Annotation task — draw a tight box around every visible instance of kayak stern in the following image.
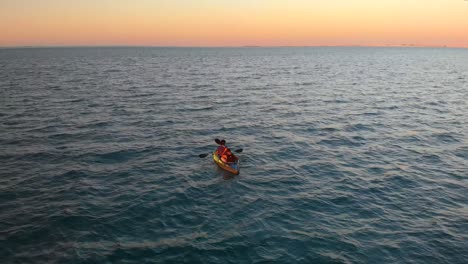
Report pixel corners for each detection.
[213,151,240,175]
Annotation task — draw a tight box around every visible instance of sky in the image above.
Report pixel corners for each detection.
[1,0,467,47]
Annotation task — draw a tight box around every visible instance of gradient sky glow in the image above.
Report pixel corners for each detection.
[1,0,467,47]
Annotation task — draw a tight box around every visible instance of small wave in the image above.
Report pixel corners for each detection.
[352,136,366,141]
[2,151,57,162]
[329,195,354,206]
[345,123,375,132]
[431,133,460,143]
[50,98,86,104]
[193,94,210,100]
[362,112,381,116]
[318,136,364,147]
[320,127,340,133]
[323,99,349,104]
[59,169,89,179]
[232,76,251,80]
[177,106,214,112]
[90,147,155,164]
[420,153,443,163]
[3,139,23,145]
[380,105,399,110]
[77,121,110,129]
[47,132,77,140]
[47,84,60,89]
[426,101,444,106]
[2,120,21,126]
[386,174,419,187]
[294,81,314,86]
[192,84,213,89]
[104,69,121,73]
[154,84,173,88]
[398,134,426,143]
[68,232,209,251]
[128,93,154,98]
[87,103,100,107]
[453,146,468,159]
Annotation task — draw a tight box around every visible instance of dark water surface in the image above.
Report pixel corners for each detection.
[1,47,467,263]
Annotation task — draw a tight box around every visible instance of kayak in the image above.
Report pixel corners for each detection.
[213,151,240,175]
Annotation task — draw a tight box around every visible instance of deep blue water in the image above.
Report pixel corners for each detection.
[0,47,467,263]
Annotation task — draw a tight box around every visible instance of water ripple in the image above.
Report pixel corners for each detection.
[1,47,468,263]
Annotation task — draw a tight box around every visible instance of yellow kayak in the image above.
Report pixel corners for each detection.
[213,151,240,175]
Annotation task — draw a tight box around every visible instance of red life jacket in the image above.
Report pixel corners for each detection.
[221,149,233,163]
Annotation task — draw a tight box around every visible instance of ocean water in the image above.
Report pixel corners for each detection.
[0,47,467,263]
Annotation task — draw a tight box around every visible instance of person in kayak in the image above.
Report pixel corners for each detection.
[221,149,234,163]
[216,140,235,163]
[216,140,227,156]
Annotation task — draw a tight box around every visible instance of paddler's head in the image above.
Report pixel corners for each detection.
[220,140,226,145]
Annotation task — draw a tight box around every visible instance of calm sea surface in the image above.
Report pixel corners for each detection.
[0,47,467,263]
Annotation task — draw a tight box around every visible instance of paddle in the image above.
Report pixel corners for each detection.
[198,149,243,158]
[215,138,227,145]
[234,148,243,153]
[199,138,222,158]
[198,138,244,158]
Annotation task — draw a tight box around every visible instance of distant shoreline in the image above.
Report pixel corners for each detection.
[1,45,467,49]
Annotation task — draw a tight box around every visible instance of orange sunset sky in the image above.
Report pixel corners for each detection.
[1,0,467,47]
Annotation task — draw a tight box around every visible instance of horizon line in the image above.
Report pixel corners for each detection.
[1,44,467,49]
